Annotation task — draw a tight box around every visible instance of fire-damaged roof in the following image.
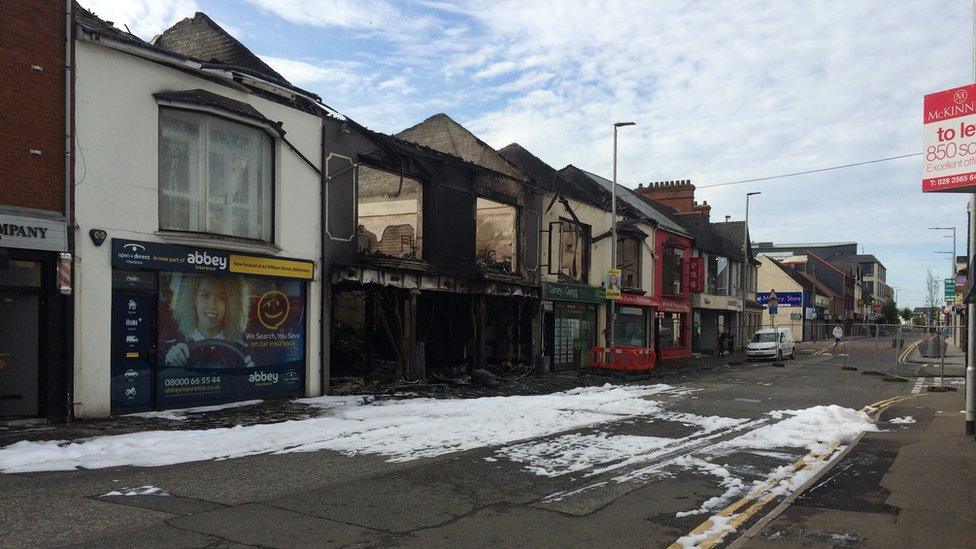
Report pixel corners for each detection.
[151,12,289,86]
[350,120,524,185]
[396,114,528,181]
[497,143,562,193]
[73,2,328,116]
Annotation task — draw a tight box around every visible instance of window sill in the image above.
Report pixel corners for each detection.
[155,231,281,254]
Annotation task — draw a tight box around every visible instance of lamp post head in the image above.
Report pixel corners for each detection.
[747,192,761,197]
[613,121,636,127]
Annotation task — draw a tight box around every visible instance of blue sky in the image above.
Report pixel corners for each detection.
[87,0,974,308]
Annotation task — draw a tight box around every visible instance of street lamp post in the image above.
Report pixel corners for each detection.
[740,192,761,352]
[609,122,635,366]
[931,227,957,315]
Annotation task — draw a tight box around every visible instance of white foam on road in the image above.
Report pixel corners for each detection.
[0,384,684,473]
[101,485,169,497]
[125,400,265,421]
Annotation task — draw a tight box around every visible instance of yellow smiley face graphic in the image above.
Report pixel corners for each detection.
[257,291,290,330]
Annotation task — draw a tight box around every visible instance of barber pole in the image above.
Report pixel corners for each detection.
[57,252,72,295]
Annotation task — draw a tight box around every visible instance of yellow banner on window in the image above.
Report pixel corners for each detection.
[229,254,315,280]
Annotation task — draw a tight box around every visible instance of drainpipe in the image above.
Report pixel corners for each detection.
[319,128,328,396]
[63,0,75,422]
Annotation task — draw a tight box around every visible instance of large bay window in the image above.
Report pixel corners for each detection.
[159,109,273,241]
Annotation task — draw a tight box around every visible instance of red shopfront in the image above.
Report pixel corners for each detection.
[654,230,692,360]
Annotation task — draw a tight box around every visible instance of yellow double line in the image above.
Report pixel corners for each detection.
[668,394,920,548]
[897,339,921,364]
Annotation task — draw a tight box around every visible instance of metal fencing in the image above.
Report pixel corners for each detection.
[821,323,963,386]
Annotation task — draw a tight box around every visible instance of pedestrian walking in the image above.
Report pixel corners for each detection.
[716,331,727,356]
[726,330,736,356]
[832,324,844,351]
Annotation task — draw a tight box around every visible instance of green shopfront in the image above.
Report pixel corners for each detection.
[543,282,604,370]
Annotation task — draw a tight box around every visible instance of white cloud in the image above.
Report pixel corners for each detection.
[259,56,361,88]
[244,0,434,37]
[377,76,418,94]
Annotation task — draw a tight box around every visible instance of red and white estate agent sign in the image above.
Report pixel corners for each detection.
[923,83,976,192]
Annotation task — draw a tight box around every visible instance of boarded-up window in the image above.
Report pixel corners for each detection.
[326,154,355,240]
[476,198,517,273]
[357,166,422,259]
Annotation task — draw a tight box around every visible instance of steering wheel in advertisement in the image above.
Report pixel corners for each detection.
[186,339,248,371]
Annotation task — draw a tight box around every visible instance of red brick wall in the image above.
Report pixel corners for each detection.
[0,1,66,213]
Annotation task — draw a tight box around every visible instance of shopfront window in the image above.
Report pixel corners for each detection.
[662,247,684,295]
[617,236,640,289]
[159,109,273,242]
[707,255,729,295]
[614,306,648,347]
[476,198,517,273]
[555,220,589,283]
[658,312,685,348]
[356,166,422,259]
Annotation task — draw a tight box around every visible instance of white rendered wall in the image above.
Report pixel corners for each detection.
[73,41,324,417]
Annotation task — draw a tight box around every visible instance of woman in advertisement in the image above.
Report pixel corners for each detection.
[163,274,256,370]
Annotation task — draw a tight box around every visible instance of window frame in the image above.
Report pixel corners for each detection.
[661,246,685,296]
[549,218,591,284]
[157,107,277,244]
[474,196,520,273]
[354,163,424,259]
[616,235,641,290]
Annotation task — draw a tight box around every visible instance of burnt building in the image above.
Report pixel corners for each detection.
[322,115,544,385]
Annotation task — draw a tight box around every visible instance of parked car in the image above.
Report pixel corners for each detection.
[745,327,795,361]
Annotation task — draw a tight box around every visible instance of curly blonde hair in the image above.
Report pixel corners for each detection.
[170,274,249,342]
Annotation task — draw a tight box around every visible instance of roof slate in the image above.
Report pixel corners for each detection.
[574,169,689,235]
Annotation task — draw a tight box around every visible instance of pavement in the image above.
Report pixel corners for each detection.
[0,344,973,548]
[743,389,976,548]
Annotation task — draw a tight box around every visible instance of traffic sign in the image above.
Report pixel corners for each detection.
[945,278,956,301]
[768,289,778,316]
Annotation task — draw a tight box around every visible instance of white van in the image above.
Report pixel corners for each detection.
[745,327,795,361]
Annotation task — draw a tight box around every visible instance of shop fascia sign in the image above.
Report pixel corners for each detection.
[0,211,68,252]
[756,291,802,307]
[922,83,976,192]
[544,282,606,303]
[111,239,314,280]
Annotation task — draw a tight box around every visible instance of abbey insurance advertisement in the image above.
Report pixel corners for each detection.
[156,272,306,406]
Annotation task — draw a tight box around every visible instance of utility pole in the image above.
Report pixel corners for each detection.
[609,121,635,367]
[967,0,976,436]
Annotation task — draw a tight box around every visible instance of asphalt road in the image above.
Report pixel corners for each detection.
[0,347,920,548]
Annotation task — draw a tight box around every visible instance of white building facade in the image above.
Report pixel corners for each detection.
[71,13,325,417]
